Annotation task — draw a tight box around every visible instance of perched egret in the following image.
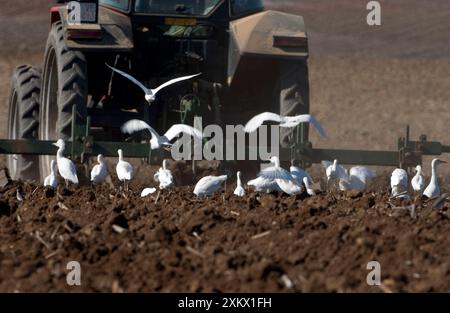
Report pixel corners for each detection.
[391,168,408,197]
[423,159,447,199]
[91,154,109,184]
[44,160,58,189]
[121,119,202,150]
[290,162,313,186]
[411,165,425,194]
[53,139,79,187]
[244,112,326,138]
[339,166,376,191]
[194,175,228,196]
[154,159,174,189]
[303,177,316,196]
[106,64,201,104]
[233,171,245,197]
[247,176,282,193]
[141,188,157,197]
[258,156,293,181]
[116,149,134,191]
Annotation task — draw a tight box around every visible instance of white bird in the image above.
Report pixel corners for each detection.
[116,149,133,191]
[121,119,203,150]
[106,64,201,104]
[154,159,174,189]
[303,177,316,196]
[339,166,376,191]
[233,171,246,197]
[44,160,58,189]
[276,178,302,195]
[423,159,447,199]
[322,160,348,182]
[411,165,425,194]
[290,163,313,186]
[90,154,109,184]
[194,175,228,196]
[244,112,326,138]
[391,168,408,197]
[53,139,79,187]
[247,176,282,193]
[141,187,157,197]
[258,156,293,181]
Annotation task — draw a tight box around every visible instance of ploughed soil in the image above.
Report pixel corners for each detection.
[0,172,448,293]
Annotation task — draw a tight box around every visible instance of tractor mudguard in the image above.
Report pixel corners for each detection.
[228,10,308,84]
[55,5,133,52]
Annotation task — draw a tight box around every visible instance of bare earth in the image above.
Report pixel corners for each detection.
[0,0,448,292]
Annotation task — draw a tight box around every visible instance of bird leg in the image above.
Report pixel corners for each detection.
[65,180,69,189]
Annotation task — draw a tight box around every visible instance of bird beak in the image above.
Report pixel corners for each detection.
[441,160,448,164]
[52,143,58,147]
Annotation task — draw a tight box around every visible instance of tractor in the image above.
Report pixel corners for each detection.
[4,0,450,183]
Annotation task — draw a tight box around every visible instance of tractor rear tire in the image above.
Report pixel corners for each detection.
[6,65,41,182]
[39,21,88,181]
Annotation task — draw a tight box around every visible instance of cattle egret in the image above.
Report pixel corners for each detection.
[107,64,200,104]
[276,178,302,195]
[44,160,58,189]
[194,175,228,196]
[258,156,293,181]
[411,165,425,194]
[91,154,109,184]
[423,159,447,199]
[391,168,408,197]
[154,159,174,189]
[116,149,133,191]
[121,119,202,150]
[339,166,376,191]
[290,162,313,186]
[53,139,79,187]
[322,160,348,182]
[247,176,282,193]
[233,171,245,197]
[303,177,316,196]
[244,112,326,138]
[141,188,157,197]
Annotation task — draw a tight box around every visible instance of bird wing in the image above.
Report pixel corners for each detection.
[90,164,101,180]
[391,169,407,187]
[244,112,285,133]
[152,73,201,95]
[164,124,203,142]
[290,166,312,184]
[350,166,376,182]
[258,166,292,181]
[106,64,149,94]
[281,114,327,138]
[321,161,333,169]
[121,119,160,138]
[116,161,134,180]
[276,179,302,195]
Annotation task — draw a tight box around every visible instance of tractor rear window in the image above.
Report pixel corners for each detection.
[231,0,264,17]
[134,0,222,16]
[99,0,130,11]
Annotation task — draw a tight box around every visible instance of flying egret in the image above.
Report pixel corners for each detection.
[154,159,174,189]
[244,112,326,138]
[44,160,58,189]
[339,166,376,191]
[121,119,203,150]
[141,188,157,197]
[116,149,134,191]
[423,159,447,199]
[233,171,246,197]
[91,154,109,185]
[106,64,201,104]
[391,168,408,197]
[53,139,79,187]
[194,175,228,196]
[411,165,425,194]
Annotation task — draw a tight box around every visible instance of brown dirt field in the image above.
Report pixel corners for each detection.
[0,0,449,292]
[0,180,448,292]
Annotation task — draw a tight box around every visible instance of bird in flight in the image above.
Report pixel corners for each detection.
[106,63,201,105]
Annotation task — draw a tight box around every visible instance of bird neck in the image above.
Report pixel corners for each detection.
[431,163,438,182]
[56,147,64,159]
[118,151,123,161]
[237,174,242,187]
[273,158,280,168]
